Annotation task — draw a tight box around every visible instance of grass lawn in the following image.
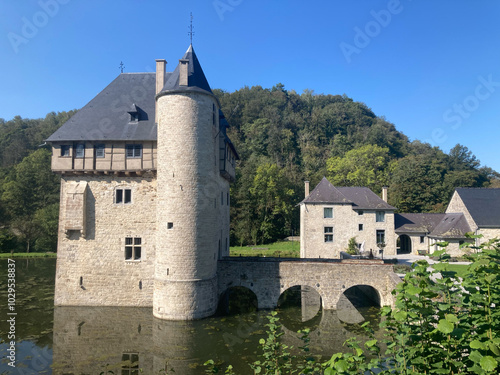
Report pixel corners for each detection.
[441,263,469,279]
[230,241,300,258]
[0,252,57,259]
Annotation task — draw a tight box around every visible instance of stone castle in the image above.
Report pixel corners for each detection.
[47,45,238,320]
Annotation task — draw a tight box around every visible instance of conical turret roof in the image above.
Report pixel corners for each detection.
[160,44,213,95]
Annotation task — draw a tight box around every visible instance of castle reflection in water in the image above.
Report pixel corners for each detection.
[51,304,380,375]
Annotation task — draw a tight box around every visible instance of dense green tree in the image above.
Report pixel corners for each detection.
[326,144,391,193]
[1,149,60,251]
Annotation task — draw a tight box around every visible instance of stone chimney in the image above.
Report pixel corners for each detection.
[155,59,166,123]
[305,181,310,198]
[155,59,167,95]
[382,186,388,202]
[179,59,189,86]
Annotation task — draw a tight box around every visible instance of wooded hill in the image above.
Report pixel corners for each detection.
[0,86,498,251]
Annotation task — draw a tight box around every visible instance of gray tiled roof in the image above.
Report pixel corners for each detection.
[160,44,213,96]
[47,45,230,144]
[429,213,472,239]
[46,73,158,142]
[337,187,396,210]
[455,188,500,227]
[395,213,446,233]
[301,178,352,204]
[301,177,395,210]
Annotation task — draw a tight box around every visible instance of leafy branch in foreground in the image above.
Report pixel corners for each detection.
[324,236,500,374]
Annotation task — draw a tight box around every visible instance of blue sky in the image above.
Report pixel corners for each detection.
[1,0,500,171]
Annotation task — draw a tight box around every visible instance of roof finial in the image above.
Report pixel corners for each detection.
[188,12,194,45]
[119,61,125,73]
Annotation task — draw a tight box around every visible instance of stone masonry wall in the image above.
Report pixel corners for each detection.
[300,203,396,259]
[154,91,228,320]
[54,173,156,306]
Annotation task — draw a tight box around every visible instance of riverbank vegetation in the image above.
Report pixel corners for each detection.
[206,239,500,374]
[1,87,499,252]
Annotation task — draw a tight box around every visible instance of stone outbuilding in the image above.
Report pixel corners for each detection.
[299,178,396,259]
[395,212,472,256]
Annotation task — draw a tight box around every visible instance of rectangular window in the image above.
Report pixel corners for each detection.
[324,207,333,218]
[324,227,333,242]
[125,237,141,261]
[376,211,385,222]
[358,210,363,215]
[122,352,139,375]
[60,145,70,157]
[95,144,105,158]
[420,235,425,244]
[75,143,85,158]
[376,230,385,245]
[126,144,142,158]
[116,188,131,204]
[359,224,363,231]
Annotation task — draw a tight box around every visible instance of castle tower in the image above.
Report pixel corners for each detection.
[153,45,236,320]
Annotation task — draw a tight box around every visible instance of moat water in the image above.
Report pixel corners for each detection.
[0,258,383,374]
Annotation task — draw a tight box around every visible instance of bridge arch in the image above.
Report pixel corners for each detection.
[334,281,389,309]
[217,286,258,315]
[278,281,324,310]
[343,284,381,307]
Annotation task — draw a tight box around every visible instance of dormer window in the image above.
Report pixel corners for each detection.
[128,103,140,123]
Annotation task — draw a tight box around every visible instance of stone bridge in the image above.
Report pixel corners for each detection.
[218,257,402,310]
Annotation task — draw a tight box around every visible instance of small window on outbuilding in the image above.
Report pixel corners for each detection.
[358,210,364,215]
[324,227,333,242]
[376,230,385,245]
[420,236,425,244]
[376,211,385,222]
[359,224,363,231]
[324,207,333,218]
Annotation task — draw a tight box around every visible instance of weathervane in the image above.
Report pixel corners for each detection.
[119,61,125,73]
[188,12,195,44]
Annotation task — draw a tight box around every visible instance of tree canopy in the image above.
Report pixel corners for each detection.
[0,87,498,250]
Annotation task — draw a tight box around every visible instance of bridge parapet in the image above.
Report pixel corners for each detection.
[217,257,401,311]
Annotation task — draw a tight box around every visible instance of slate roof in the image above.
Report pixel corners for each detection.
[395,213,445,234]
[395,212,471,239]
[46,45,231,144]
[429,213,472,239]
[455,188,500,227]
[301,177,395,210]
[337,187,396,210]
[46,73,158,142]
[160,44,213,96]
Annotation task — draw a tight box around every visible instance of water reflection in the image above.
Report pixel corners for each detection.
[0,259,384,375]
